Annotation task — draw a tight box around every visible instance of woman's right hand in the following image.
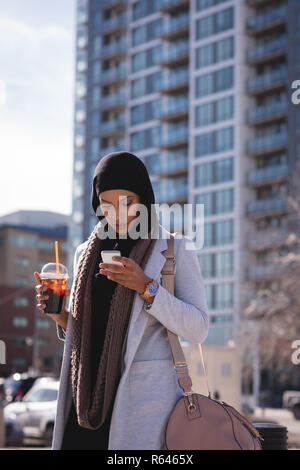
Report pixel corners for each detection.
[34,271,70,332]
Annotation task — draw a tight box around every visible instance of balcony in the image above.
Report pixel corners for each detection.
[100,93,126,111]
[247,68,287,95]
[247,0,274,6]
[247,35,287,65]
[155,184,188,204]
[100,119,125,138]
[101,39,127,60]
[160,42,189,67]
[159,69,189,94]
[159,0,190,14]
[100,66,127,85]
[102,14,126,35]
[247,262,287,281]
[247,196,287,218]
[157,98,189,122]
[247,164,288,186]
[102,0,127,12]
[247,132,287,156]
[158,155,188,178]
[247,100,287,125]
[247,4,287,36]
[247,228,292,251]
[159,126,188,150]
[161,13,189,41]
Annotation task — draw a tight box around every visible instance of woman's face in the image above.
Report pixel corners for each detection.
[99,189,141,234]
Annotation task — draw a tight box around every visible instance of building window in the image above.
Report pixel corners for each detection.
[215,219,234,245]
[215,251,234,277]
[196,0,230,12]
[132,17,163,46]
[215,283,233,309]
[195,188,234,216]
[198,251,234,279]
[195,96,234,128]
[13,317,28,328]
[15,257,30,267]
[37,318,51,329]
[195,157,234,187]
[12,234,36,247]
[196,66,234,98]
[196,36,234,69]
[12,357,27,367]
[14,297,29,307]
[196,7,234,41]
[130,126,161,151]
[15,277,29,287]
[132,45,163,73]
[205,283,234,309]
[132,0,161,21]
[195,127,234,157]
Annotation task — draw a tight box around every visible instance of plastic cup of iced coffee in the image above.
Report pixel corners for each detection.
[40,263,69,314]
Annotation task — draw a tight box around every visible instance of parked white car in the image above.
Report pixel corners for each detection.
[4,380,59,447]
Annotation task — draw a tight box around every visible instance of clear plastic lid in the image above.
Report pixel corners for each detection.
[40,263,69,280]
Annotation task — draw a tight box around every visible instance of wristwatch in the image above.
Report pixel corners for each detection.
[139,278,159,307]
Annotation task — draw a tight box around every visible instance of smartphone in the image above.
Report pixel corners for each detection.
[101,250,123,266]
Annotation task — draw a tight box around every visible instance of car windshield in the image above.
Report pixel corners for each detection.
[23,387,58,402]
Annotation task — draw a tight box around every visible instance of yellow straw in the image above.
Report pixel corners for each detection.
[55,241,60,279]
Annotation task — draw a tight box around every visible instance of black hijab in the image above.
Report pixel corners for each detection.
[89,151,157,389]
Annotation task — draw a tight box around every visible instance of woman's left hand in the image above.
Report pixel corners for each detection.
[99,256,151,294]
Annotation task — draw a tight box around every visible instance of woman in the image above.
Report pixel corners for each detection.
[34,151,209,450]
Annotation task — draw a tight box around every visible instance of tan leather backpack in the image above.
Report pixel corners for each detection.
[160,233,263,450]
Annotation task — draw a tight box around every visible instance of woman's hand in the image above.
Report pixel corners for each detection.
[34,271,70,331]
[99,256,152,295]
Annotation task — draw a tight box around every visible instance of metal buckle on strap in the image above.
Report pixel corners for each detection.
[183,391,196,411]
[174,362,188,374]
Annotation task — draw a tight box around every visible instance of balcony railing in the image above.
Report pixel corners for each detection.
[160,126,188,147]
[247,164,288,185]
[247,4,287,33]
[159,69,189,93]
[101,39,127,58]
[161,42,189,66]
[247,68,287,93]
[101,66,127,83]
[247,35,287,63]
[100,93,126,109]
[160,0,190,13]
[156,184,188,203]
[247,100,287,123]
[247,196,287,216]
[102,14,126,33]
[158,98,189,119]
[247,228,291,251]
[102,0,127,9]
[247,262,287,281]
[100,119,125,135]
[161,13,189,38]
[247,132,287,155]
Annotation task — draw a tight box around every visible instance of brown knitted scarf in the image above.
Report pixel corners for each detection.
[70,221,158,430]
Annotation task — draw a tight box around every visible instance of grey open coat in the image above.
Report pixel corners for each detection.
[52,224,209,450]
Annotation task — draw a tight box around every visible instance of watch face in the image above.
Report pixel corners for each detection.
[147,283,158,295]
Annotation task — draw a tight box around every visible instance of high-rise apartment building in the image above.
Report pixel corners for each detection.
[0,211,71,376]
[71,0,299,355]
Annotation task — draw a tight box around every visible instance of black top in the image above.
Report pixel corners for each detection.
[60,233,139,450]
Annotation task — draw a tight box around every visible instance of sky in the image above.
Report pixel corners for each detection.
[0,0,76,217]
